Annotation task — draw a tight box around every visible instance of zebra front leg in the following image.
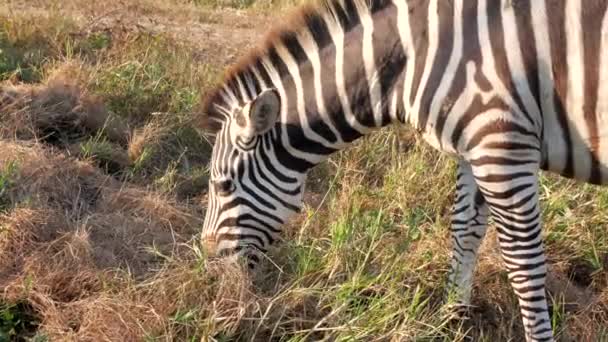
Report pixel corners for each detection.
[446,160,489,312]
[472,160,553,342]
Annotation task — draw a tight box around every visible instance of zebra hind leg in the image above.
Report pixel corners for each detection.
[446,160,489,317]
[472,160,553,342]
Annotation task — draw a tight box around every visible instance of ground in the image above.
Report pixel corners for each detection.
[0,0,607,341]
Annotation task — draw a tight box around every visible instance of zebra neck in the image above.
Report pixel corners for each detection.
[275,0,409,171]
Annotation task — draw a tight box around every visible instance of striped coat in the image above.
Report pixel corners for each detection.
[200,1,608,340]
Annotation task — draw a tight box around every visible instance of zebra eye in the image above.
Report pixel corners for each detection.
[214,179,235,196]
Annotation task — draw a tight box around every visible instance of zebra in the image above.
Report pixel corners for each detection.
[200,0,608,340]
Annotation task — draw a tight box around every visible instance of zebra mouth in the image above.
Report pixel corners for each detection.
[203,232,267,269]
[234,244,265,270]
[204,242,265,269]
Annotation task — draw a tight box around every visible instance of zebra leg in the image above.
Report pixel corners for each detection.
[471,160,553,342]
[446,160,489,311]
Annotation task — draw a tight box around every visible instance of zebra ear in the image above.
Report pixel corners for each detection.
[244,89,280,135]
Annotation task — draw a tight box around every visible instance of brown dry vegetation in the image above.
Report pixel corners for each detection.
[1,0,608,341]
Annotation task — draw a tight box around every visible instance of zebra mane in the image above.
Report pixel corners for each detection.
[200,0,385,138]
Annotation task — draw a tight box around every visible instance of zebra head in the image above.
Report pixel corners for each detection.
[200,0,401,266]
[201,86,306,267]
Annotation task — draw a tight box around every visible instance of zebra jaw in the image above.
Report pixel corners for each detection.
[208,243,265,270]
[202,232,270,269]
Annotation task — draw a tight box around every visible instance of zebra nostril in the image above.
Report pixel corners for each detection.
[239,247,262,270]
[247,253,260,264]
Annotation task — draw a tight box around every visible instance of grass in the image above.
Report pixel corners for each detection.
[0,302,40,342]
[90,35,213,122]
[0,161,18,213]
[0,0,607,341]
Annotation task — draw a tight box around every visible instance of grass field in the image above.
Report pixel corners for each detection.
[1,0,607,341]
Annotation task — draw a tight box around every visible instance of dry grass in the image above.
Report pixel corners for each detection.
[0,67,129,145]
[0,140,196,339]
[0,0,607,341]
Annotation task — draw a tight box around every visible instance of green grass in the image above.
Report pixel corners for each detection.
[0,302,39,342]
[90,34,217,123]
[1,4,217,189]
[0,13,81,82]
[0,0,607,341]
[0,160,18,213]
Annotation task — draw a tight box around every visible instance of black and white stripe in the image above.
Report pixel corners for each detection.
[201,1,608,340]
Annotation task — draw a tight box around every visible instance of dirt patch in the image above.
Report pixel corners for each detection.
[2,0,269,67]
[120,10,267,66]
[566,260,596,288]
[546,271,596,312]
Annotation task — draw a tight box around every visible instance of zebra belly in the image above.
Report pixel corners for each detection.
[537,0,608,185]
[542,119,608,185]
